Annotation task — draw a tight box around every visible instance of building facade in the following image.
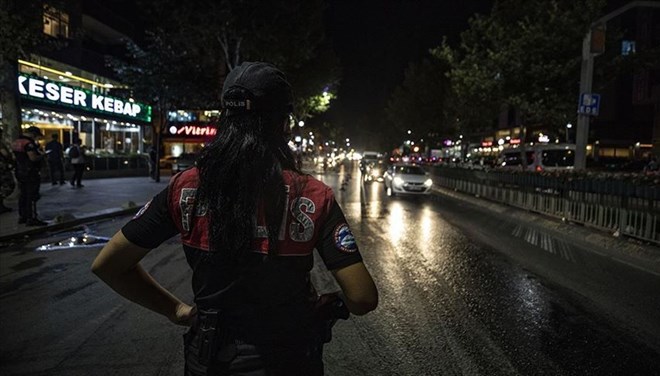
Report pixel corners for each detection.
[16,1,153,157]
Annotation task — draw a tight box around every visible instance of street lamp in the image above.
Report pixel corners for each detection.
[566,123,573,143]
[298,120,305,127]
[407,129,412,135]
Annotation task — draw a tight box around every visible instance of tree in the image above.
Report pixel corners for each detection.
[385,55,455,141]
[0,0,63,143]
[111,0,340,180]
[108,29,223,182]
[446,0,606,138]
[138,0,340,116]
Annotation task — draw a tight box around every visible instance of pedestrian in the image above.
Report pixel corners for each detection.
[11,126,47,226]
[92,62,378,375]
[68,138,85,188]
[644,155,658,174]
[45,133,65,185]
[0,126,17,214]
[148,145,158,180]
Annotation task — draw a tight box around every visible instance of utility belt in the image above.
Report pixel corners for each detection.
[186,300,350,369]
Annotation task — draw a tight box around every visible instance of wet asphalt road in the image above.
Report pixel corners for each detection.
[0,162,659,375]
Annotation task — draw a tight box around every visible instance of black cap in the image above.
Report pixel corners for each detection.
[221,62,293,113]
[25,126,43,137]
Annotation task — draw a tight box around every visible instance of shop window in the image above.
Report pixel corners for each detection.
[43,5,70,38]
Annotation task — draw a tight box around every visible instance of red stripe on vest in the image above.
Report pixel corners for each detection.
[168,169,333,255]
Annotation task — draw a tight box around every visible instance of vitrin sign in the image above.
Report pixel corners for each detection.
[18,74,152,122]
[167,124,218,137]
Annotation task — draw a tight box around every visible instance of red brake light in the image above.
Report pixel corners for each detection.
[535,165,543,172]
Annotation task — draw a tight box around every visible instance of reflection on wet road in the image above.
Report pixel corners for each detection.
[316,162,660,375]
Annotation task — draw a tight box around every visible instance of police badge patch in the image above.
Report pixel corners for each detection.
[133,199,152,219]
[334,223,357,253]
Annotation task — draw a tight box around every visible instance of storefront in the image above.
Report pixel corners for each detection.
[17,60,152,155]
[162,122,218,157]
[162,110,220,157]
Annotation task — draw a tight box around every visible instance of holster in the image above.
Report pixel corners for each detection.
[315,296,350,344]
[197,309,220,366]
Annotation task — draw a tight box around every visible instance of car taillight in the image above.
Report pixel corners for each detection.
[535,165,543,172]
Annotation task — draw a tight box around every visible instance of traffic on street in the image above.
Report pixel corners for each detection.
[1,162,658,375]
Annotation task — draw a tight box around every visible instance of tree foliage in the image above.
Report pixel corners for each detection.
[131,0,340,119]
[108,30,222,114]
[385,55,455,139]
[386,0,608,144]
[446,0,606,136]
[0,0,64,141]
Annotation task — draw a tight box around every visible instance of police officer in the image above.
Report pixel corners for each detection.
[92,62,378,375]
[11,126,47,226]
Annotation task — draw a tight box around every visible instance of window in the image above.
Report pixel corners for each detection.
[395,166,425,175]
[43,5,69,38]
[502,151,534,166]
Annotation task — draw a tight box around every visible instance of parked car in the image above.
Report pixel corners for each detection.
[159,155,177,169]
[383,164,433,197]
[171,153,199,173]
[498,144,575,172]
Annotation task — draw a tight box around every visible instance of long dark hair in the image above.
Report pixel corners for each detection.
[196,110,300,261]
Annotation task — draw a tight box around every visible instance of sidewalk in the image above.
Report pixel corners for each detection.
[0,176,170,242]
[0,162,320,243]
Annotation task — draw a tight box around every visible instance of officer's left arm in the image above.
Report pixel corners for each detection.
[91,231,194,326]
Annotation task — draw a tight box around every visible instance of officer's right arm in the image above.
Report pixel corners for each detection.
[92,187,195,326]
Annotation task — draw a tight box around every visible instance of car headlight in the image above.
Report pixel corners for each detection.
[393,177,404,186]
[424,178,433,187]
[370,169,381,177]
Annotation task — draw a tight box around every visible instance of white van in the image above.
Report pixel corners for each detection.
[498,144,575,172]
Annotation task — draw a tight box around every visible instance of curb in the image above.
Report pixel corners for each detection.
[0,206,141,244]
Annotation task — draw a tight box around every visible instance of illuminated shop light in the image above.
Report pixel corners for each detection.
[19,59,123,89]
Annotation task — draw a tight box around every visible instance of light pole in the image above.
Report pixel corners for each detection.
[574,1,660,170]
[566,123,572,143]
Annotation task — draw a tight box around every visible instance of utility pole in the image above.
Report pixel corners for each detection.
[575,1,660,170]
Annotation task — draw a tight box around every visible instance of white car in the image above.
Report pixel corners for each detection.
[383,164,433,197]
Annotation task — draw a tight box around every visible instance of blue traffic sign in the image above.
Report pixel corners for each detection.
[578,93,600,116]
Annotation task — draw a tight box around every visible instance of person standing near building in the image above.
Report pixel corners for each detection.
[148,145,158,180]
[68,138,86,188]
[0,126,16,214]
[45,133,65,185]
[11,126,47,226]
[92,62,378,375]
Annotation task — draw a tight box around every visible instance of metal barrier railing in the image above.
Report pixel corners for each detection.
[431,166,660,245]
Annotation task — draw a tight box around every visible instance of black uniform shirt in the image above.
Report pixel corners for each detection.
[11,136,41,178]
[122,168,363,345]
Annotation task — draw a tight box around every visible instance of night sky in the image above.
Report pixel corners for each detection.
[105,0,494,148]
[322,0,493,149]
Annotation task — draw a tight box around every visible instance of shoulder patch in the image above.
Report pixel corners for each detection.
[333,223,357,253]
[133,199,152,219]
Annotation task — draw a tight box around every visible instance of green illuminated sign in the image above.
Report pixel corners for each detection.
[18,73,152,123]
